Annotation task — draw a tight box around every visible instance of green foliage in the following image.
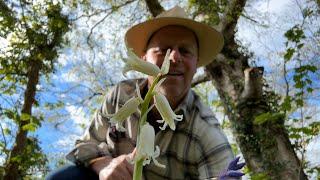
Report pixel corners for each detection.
[22,122,38,132]
[0,0,70,178]
[0,1,69,87]
[44,101,65,110]
[254,112,284,125]
[251,172,270,180]
[11,137,49,177]
[289,121,320,143]
[284,25,306,44]
[188,0,228,25]
[281,96,292,112]
[281,5,319,179]
[21,113,32,121]
[284,48,295,62]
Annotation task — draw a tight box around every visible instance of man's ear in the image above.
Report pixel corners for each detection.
[141,54,147,61]
[195,57,199,67]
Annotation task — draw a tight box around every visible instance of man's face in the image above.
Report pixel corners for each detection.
[143,26,198,107]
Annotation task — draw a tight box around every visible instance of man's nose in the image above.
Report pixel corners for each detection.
[169,48,182,63]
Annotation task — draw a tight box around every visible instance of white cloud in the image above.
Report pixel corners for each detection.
[0,37,8,48]
[57,53,69,66]
[256,0,291,13]
[54,134,81,152]
[306,136,320,167]
[0,155,5,165]
[65,105,87,125]
[60,71,79,83]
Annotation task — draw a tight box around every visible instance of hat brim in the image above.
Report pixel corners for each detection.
[125,17,224,67]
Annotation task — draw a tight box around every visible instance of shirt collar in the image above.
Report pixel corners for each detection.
[133,78,194,122]
[174,89,194,123]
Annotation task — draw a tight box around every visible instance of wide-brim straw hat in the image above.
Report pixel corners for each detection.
[125,6,224,67]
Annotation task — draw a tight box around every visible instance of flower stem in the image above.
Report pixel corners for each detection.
[133,75,161,180]
[140,75,161,126]
[133,158,144,180]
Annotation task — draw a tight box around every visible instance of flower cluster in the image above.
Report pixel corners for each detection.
[103,48,183,173]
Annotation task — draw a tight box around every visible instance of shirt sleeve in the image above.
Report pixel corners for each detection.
[197,123,234,179]
[193,101,235,180]
[66,85,119,167]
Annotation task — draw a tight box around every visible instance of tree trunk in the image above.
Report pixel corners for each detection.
[144,0,308,179]
[3,60,41,179]
[205,0,307,179]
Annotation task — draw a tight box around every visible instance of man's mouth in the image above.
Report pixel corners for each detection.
[167,72,183,76]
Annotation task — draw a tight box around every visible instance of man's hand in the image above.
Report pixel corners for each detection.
[219,157,245,180]
[90,150,135,180]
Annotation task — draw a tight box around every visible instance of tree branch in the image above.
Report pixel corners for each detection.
[86,0,136,47]
[0,121,8,148]
[217,0,246,44]
[191,73,212,87]
[144,0,164,17]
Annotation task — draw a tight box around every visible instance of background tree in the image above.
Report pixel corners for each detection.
[0,0,69,178]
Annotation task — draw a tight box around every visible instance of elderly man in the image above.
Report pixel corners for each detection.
[47,6,239,180]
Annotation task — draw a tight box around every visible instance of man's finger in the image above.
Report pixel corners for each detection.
[113,162,131,179]
[125,161,134,176]
[130,148,137,159]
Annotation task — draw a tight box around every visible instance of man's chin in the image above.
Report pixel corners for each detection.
[165,75,184,81]
[159,86,185,99]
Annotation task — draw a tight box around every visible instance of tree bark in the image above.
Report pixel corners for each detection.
[145,0,307,179]
[3,60,41,179]
[144,0,164,17]
[191,72,212,87]
[206,0,307,179]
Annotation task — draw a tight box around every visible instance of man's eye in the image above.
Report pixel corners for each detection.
[155,48,168,55]
[161,48,168,53]
[179,48,190,54]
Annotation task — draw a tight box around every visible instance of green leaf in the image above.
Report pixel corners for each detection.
[301,127,313,135]
[0,142,4,149]
[281,96,292,111]
[284,25,305,43]
[21,113,31,121]
[270,113,285,122]
[302,8,313,18]
[22,123,37,132]
[3,128,11,135]
[297,43,304,49]
[284,48,295,61]
[296,99,303,106]
[305,116,312,120]
[307,87,313,93]
[289,133,302,139]
[308,65,317,73]
[294,82,303,89]
[254,112,272,125]
[4,110,15,119]
[305,79,312,85]
[251,172,269,180]
[254,112,284,125]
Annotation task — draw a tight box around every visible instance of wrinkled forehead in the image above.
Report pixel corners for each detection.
[145,25,199,50]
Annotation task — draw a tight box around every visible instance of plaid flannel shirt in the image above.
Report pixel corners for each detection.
[66,78,234,179]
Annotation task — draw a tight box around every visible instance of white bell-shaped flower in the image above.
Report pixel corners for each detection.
[136,123,165,168]
[154,92,183,131]
[160,49,171,75]
[151,78,183,131]
[123,49,161,77]
[99,83,143,131]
